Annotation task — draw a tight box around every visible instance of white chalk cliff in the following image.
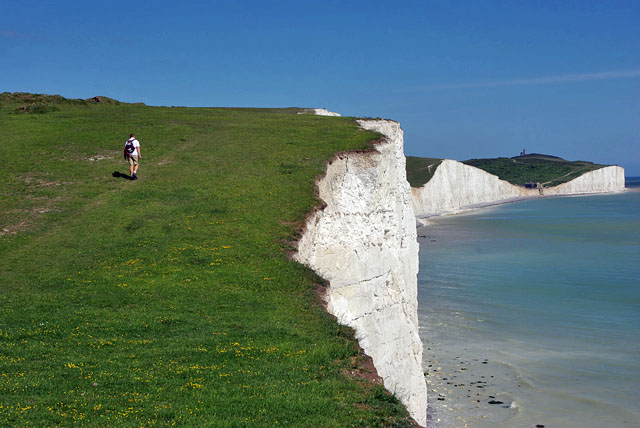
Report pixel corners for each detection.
[294,119,428,426]
[297,108,341,117]
[293,117,624,426]
[412,159,536,217]
[312,108,341,117]
[544,165,626,195]
[412,159,625,217]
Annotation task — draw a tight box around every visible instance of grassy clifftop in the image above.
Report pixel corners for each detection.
[0,93,415,427]
[405,156,443,188]
[464,154,607,187]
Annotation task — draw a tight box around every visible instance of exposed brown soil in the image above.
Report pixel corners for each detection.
[0,219,30,236]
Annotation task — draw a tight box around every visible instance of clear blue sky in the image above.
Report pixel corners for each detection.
[2,0,639,174]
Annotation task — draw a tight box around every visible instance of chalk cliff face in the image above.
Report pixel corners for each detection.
[412,160,625,217]
[297,108,341,117]
[294,119,428,426]
[545,165,625,195]
[311,108,341,117]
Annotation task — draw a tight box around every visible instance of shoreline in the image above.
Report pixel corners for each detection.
[418,225,527,428]
[415,189,628,227]
[416,186,638,428]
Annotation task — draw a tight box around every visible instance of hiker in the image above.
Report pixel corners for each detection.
[123,133,141,180]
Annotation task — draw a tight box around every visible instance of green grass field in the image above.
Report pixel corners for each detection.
[463,154,606,187]
[405,157,443,188]
[0,93,415,427]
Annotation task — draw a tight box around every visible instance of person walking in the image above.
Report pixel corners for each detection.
[123,133,141,180]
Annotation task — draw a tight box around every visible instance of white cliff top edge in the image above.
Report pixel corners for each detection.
[297,108,341,117]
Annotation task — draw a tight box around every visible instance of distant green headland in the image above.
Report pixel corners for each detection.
[407,153,607,188]
[0,93,415,426]
[405,157,443,188]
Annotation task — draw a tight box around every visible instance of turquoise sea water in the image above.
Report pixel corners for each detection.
[418,180,640,428]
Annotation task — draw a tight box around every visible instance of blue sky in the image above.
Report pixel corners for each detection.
[2,0,639,174]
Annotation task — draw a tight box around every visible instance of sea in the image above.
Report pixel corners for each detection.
[418,178,640,428]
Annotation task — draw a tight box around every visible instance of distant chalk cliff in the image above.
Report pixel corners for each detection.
[411,159,536,217]
[297,108,341,117]
[544,165,625,195]
[412,159,625,217]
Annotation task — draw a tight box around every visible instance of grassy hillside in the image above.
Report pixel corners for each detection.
[463,154,607,187]
[405,156,442,188]
[406,152,607,188]
[0,93,415,427]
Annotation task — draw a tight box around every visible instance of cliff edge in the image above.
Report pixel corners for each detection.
[294,119,428,426]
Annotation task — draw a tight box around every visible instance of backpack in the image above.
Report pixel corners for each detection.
[124,138,136,154]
